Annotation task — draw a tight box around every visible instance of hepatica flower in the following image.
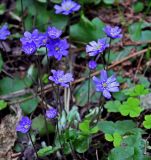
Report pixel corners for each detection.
[86,38,109,56]
[46,39,69,60]
[20,29,43,48]
[49,69,74,87]
[22,42,36,55]
[47,26,62,39]
[88,60,97,70]
[16,116,31,133]
[0,24,10,40]
[46,108,58,119]
[54,0,81,15]
[103,25,122,39]
[93,70,119,99]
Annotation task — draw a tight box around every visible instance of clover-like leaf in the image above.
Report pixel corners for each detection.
[113,132,122,147]
[143,115,151,129]
[0,100,7,110]
[104,100,121,113]
[119,98,143,117]
[123,84,149,97]
[105,132,122,147]
[105,134,114,142]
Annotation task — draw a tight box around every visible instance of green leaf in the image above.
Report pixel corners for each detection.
[74,136,90,153]
[119,97,143,117]
[79,120,90,134]
[36,0,47,3]
[138,75,150,88]
[67,106,80,123]
[143,115,151,129]
[123,84,149,97]
[113,132,122,147]
[70,16,105,43]
[97,120,137,135]
[78,0,101,5]
[20,97,39,114]
[74,80,101,106]
[0,53,3,72]
[104,100,121,113]
[129,21,151,42]
[0,65,37,95]
[0,3,6,15]
[0,100,7,110]
[0,77,28,95]
[37,146,59,157]
[108,146,134,160]
[32,115,54,136]
[103,0,114,4]
[133,2,144,13]
[42,73,49,84]
[105,134,113,142]
[47,11,68,30]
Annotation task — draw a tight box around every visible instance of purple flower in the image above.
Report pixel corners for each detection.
[22,42,36,55]
[16,116,31,133]
[47,26,62,39]
[46,108,58,119]
[0,24,10,40]
[38,33,48,46]
[88,60,97,70]
[49,69,74,87]
[103,25,122,39]
[93,70,119,99]
[54,0,81,15]
[86,38,109,56]
[20,29,43,48]
[46,39,69,61]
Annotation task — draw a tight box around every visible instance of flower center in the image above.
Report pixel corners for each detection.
[55,47,60,51]
[58,78,64,82]
[102,82,107,88]
[24,125,29,129]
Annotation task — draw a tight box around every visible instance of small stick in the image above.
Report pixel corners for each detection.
[27,132,39,159]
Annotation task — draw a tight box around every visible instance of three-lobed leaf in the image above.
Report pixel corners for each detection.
[104,100,121,113]
[143,115,151,129]
[119,97,143,117]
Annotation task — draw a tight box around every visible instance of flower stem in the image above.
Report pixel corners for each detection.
[57,86,63,113]
[87,70,91,107]
[36,55,50,145]
[27,132,39,159]
[107,38,111,70]
[20,0,25,31]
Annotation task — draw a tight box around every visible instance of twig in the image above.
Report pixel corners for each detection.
[96,149,99,160]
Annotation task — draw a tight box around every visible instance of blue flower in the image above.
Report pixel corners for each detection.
[46,39,69,61]
[54,0,81,15]
[0,24,10,40]
[47,26,62,39]
[88,60,97,70]
[46,108,58,119]
[22,42,36,55]
[86,38,109,56]
[16,116,31,133]
[103,25,122,39]
[49,69,74,87]
[93,70,119,99]
[20,29,44,48]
